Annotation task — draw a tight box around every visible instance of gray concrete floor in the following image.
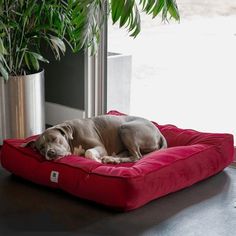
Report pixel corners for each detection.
[0,162,236,236]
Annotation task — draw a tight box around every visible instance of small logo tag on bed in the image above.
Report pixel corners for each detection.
[50,171,59,183]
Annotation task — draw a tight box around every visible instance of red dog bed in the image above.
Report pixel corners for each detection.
[0,111,234,211]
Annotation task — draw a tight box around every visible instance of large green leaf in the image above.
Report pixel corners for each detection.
[129,4,141,37]
[28,52,49,63]
[49,35,66,59]
[144,0,156,14]
[110,0,180,39]
[28,52,40,71]
[0,61,9,81]
[111,0,125,23]
[0,38,8,55]
[0,53,10,71]
[120,0,135,27]
[152,0,165,18]
[24,53,31,70]
[166,0,180,20]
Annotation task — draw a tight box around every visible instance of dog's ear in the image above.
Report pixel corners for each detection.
[54,123,73,140]
[21,140,36,148]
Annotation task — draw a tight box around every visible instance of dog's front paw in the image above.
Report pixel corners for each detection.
[101,156,121,164]
[85,149,101,163]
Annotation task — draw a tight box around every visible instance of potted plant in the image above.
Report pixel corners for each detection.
[0,0,179,144]
[0,0,83,144]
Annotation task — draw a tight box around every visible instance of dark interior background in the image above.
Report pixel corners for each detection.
[43,46,85,111]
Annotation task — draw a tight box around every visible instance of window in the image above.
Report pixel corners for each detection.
[108,0,236,144]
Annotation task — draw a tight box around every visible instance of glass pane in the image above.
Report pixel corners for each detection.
[108,1,236,143]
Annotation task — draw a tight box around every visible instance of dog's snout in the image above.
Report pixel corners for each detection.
[47,149,56,157]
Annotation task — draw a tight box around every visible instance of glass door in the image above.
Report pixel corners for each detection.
[107,0,236,144]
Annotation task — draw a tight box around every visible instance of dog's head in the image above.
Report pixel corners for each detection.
[24,123,73,160]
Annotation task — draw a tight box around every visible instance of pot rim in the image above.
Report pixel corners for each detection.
[0,69,44,80]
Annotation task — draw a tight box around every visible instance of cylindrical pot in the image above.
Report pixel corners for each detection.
[0,70,45,144]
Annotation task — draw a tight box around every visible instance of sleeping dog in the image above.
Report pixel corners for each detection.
[25,115,167,164]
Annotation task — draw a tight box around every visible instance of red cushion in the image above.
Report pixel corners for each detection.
[0,111,234,211]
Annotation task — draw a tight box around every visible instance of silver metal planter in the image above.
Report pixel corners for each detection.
[0,70,45,144]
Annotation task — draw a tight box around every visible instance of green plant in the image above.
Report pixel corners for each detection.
[0,0,179,81]
[110,0,179,36]
[0,0,78,80]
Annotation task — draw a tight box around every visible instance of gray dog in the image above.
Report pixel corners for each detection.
[25,115,167,164]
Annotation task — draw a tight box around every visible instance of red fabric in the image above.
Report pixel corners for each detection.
[0,111,234,211]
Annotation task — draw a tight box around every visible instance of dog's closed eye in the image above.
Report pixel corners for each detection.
[50,136,58,142]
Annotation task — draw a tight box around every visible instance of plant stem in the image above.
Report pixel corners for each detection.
[4,1,13,73]
[16,15,27,73]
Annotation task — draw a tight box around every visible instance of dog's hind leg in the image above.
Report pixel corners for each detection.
[118,123,144,162]
[117,120,163,163]
[101,140,142,164]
